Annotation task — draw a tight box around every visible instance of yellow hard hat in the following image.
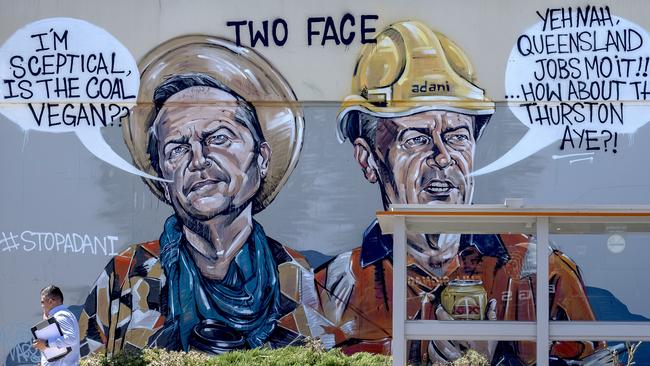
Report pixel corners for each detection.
[338,20,494,141]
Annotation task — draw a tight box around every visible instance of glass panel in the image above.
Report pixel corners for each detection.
[551,340,649,365]
[406,231,536,323]
[408,339,649,365]
[408,338,536,366]
[549,231,650,322]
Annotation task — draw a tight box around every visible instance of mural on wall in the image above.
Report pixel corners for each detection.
[314,20,601,366]
[3,4,650,366]
[74,35,342,355]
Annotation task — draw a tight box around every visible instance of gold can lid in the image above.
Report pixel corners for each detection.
[448,279,483,287]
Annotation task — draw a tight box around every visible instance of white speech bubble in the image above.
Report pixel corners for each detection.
[0,17,167,182]
[474,6,650,176]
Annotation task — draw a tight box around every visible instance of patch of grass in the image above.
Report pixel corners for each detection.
[81,340,488,366]
[81,347,391,366]
[447,349,490,366]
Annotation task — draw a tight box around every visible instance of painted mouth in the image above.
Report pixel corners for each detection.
[188,179,220,193]
[422,180,457,195]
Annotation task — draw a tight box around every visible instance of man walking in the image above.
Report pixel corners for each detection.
[33,286,80,366]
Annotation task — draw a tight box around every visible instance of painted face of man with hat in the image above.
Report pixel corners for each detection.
[338,21,493,274]
[149,78,271,280]
[155,87,270,221]
[355,111,475,207]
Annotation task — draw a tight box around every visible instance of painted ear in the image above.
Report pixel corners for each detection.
[257,142,271,178]
[353,138,378,184]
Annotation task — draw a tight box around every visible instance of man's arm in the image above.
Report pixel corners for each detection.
[315,249,396,354]
[549,250,604,359]
[316,251,356,328]
[47,312,79,349]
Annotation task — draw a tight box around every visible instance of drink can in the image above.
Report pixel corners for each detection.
[440,279,487,320]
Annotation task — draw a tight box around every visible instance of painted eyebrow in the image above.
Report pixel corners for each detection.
[201,125,237,140]
[396,125,472,142]
[161,125,239,154]
[397,127,430,141]
[442,126,472,135]
[163,135,189,149]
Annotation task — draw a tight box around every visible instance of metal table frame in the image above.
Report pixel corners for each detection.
[377,204,650,366]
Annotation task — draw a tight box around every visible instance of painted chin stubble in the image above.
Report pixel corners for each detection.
[407,233,461,268]
[174,152,259,220]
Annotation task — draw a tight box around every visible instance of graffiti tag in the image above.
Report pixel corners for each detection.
[5,342,40,366]
[0,230,119,256]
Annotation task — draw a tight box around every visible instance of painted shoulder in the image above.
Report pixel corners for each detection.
[109,240,162,284]
[79,239,165,356]
[267,237,314,303]
[316,247,362,325]
[498,233,582,280]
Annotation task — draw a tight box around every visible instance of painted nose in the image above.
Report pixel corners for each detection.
[426,136,454,168]
[189,143,211,171]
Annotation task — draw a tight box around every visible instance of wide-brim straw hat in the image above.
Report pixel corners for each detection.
[124,35,304,213]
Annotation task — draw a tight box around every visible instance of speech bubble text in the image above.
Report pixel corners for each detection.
[0,18,166,181]
[474,6,650,176]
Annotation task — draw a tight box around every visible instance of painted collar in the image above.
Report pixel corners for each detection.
[359,220,510,268]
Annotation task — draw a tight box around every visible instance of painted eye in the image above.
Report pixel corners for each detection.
[446,134,470,144]
[404,135,431,148]
[168,145,189,159]
[207,134,230,146]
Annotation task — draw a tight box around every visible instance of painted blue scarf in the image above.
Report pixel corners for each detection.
[158,215,281,350]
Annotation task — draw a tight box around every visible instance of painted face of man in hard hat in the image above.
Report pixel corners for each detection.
[345,109,498,363]
[335,18,494,276]
[352,110,476,273]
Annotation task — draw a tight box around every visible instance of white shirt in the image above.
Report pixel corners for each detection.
[42,304,81,366]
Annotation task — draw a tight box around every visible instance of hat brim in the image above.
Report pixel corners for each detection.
[124,35,304,213]
[337,97,494,142]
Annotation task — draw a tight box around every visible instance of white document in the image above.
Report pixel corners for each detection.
[31,318,71,362]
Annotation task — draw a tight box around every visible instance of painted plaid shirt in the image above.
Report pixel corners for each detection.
[77,224,333,356]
